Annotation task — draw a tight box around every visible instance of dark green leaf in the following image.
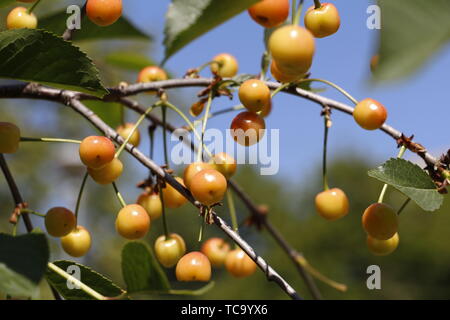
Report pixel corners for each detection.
[105,52,156,71]
[84,100,122,128]
[374,0,450,82]
[0,29,107,97]
[121,242,170,293]
[163,0,260,62]
[45,260,124,300]
[231,74,256,84]
[368,158,444,211]
[130,281,215,299]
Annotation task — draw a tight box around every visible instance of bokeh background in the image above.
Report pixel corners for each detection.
[1,0,449,299]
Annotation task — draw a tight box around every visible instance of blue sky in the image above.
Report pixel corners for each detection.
[123,0,449,184]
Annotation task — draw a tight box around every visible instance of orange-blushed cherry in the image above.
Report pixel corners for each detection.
[362,203,398,240]
[304,3,340,38]
[116,123,140,147]
[45,207,77,237]
[210,53,238,78]
[201,238,231,267]
[162,177,188,209]
[315,188,349,221]
[86,0,122,27]
[367,233,399,256]
[175,251,212,282]
[190,169,227,206]
[183,162,213,190]
[154,233,186,268]
[209,152,237,179]
[87,158,123,185]
[6,7,37,30]
[230,111,266,146]
[270,60,303,83]
[238,79,271,113]
[353,98,387,130]
[248,0,289,28]
[137,192,162,220]
[225,248,257,278]
[60,226,92,257]
[115,204,150,240]
[0,122,20,154]
[79,136,115,169]
[268,25,315,75]
[259,99,272,118]
[138,66,168,83]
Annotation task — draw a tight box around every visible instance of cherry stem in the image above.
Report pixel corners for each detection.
[20,137,81,144]
[397,197,411,215]
[193,104,244,127]
[12,216,20,236]
[259,51,270,81]
[28,0,42,14]
[297,78,359,105]
[378,145,407,203]
[197,91,213,162]
[75,171,89,223]
[314,0,322,9]
[148,125,156,180]
[322,111,330,191]
[293,0,305,25]
[159,188,170,239]
[196,60,220,75]
[161,104,170,168]
[198,216,205,242]
[112,182,127,208]
[20,208,46,218]
[226,190,239,250]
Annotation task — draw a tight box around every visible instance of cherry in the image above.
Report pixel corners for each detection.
[209,152,237,179]
[183,162,213,190]
[353,98,387,130]
[60,226,91,257]
[268,25,315,75]
[6,7,37,30]
[370,54,379,73]
[115,204,150,240]
[304,3,340,38]
[116,123,141,147]
[87,158,123,185]
[225,248,257,278]
[210,53,238,78]
[248,0,289,29]
[79,136,115,169]
[137,66,168,83]
[238,79,271,113]
[362,203,398,240]
[175,251,212,282]
[259,99,272,118]
[137,192,162,220]
[154,233,186,268]
[367,233,399,256]
[0,122,20,154]
[45,207,77,237]
[270,60,303,83]
[230,111,266,146]
[162,177,188,209]
[189,169,227,206]
[315,188,349,221]
[86,0,122,27]
[201,238,231,267]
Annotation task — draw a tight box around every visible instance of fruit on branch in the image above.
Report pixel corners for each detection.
[154,233,186,268]
[137,192,162,220]
[230,111,266,146]
[201,237,231,267]
[175,251,212,282]
[6,7,37,30]
[183,162,213,190]
[115,204,150,240]
[60,226,92,257]
[79,136,115,169]
[86,0,122,27]
[137,66,169,95]
[87,158,123,185]
[44,207,77,237]
[248,0,289,28]
[162,177,188,209]
[353,98,387,130]
[238,79,271,113]
[209,153,237,179]
[268,25,315,75]
[315,188,349,221]
[304,3,340,38]
[0,122,20,154]
[367,233,399,256]
[259,99,272,118]
[225,248,257,278]
[116,123,141,147]
[210,53,239,78]
[362,203,398,240]
[270,61,303,83]
[190,169,227,206]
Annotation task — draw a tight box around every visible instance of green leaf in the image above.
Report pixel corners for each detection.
[368,158,444,211]
[84,100,122,128]
[374,0,450,82]
[45,260,124,300]
[0,233,49,297]
[130,281,215,299]
[121,242,170,293]
[39,11,151,42]
[105,52,156,71]
[0,0,15,8]
[0,29,107,97]
[163,0,260,62]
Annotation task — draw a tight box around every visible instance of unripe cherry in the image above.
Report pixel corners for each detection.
[79,136,115,169]
[209,152,237,179]
[210,53,238,78]
[137,192,162,220]
[362,203,398,240]
[175,251,212,282]
[60,226,91,257]
[115,204,150,240]
[116,123,141,147]
[45,207,76,237]
[238,79,271,113]
[315,188,349,221]
[225,248,257,278]
[353,98,387,130]
[87,158,123,185]
[304,3,340,38]
[154,233,186,268]
[6,7,37,30]
[367,233,399,256]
